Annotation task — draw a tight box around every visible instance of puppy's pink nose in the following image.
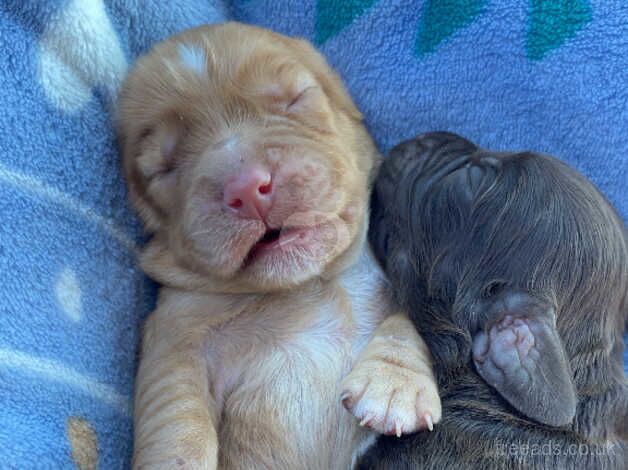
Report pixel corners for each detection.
[224,167,273,220]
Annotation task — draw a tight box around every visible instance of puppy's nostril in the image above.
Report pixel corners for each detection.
[258,182,272,195]
[223,166,273,219]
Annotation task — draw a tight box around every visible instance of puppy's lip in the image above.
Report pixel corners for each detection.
[242,225,320,267]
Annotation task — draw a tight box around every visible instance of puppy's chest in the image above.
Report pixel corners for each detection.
[208,292,377,412]
[206,264,386,468]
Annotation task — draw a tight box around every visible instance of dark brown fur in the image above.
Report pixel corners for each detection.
[360,132,628,469]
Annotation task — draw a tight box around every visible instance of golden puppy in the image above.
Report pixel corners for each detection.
[117,22,440,469]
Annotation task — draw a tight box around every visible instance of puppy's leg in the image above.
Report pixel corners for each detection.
[133,315,218,470]
[341,313,441,436]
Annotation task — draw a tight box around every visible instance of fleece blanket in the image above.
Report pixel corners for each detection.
[0,0,625,468]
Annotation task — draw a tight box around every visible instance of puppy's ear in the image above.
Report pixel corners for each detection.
[472,290,576,427]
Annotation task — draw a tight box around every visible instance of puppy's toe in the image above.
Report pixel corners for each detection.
[341,359,441,436]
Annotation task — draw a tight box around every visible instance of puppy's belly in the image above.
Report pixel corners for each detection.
[210,302,379,469]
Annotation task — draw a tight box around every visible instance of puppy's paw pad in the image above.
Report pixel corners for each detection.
[341,359,441,436]
[473,315,540,386]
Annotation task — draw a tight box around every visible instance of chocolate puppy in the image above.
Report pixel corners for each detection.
[360,132,628,468]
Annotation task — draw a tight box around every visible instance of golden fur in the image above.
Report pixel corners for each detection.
[117,22,441,469]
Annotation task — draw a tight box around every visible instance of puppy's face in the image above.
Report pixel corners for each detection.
[118,23,379,291]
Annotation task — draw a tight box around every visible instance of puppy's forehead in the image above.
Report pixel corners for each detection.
[176,31,303,74]
[177,43,207,76]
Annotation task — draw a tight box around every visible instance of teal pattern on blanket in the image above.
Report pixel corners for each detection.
[527,0,592,59]
[416,0,486,55]
[315,0,379,44]
[312,0,593,59]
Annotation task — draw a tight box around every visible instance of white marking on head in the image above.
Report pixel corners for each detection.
[178,43,207,76]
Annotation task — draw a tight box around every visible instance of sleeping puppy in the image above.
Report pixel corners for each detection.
[117,23,441,469]
[361,132,628,469]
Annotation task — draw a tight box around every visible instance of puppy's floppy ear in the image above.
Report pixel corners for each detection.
[472,290,576,427]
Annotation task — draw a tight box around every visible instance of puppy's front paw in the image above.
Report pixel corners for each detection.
[341,340,441,436]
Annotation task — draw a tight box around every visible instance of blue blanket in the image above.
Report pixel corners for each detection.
[0,1,626,468]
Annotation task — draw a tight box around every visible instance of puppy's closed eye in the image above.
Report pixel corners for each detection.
[136,117,183,181]
[283,83,332,131]
[259,70,327,118]
[481,281,507,299]
[132,117,185,220]
[286,85,320,111]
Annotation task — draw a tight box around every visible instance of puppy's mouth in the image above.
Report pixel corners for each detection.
[257,228,282,245]
[243,226,314,266]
